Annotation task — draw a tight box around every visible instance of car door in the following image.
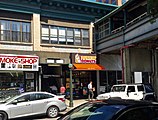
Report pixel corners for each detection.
[9,94,33,118]
[127,86,139,100]
[31,93,55,114]
[136,85,144,99]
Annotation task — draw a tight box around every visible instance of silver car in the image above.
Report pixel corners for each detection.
[0,91,67,120]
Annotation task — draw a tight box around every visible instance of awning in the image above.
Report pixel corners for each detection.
[73,64,105,70]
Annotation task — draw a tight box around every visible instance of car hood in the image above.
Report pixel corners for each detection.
[0,104,6,109]
[97,92,123,100]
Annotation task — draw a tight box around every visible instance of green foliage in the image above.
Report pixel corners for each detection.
[147,0,158,16]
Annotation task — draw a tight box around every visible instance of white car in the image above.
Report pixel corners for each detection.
[97,84,156,101]
[0,91,67,120]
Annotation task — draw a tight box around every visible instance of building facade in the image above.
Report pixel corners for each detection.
[96,0,128,6]
[94,0,158,98]
[0,0,117,99]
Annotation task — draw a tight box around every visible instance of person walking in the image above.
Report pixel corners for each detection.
[88,81,94,101]
[60,84,66,95]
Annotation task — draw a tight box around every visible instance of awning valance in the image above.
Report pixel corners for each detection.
[73,64,105,70]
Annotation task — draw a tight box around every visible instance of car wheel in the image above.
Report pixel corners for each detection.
[0,112,8,120]
[47,106,59,118]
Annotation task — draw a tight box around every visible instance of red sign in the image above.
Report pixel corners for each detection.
[0,54,39,71]
[74,54,96,64]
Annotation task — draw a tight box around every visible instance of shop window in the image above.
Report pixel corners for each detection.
[99,71,107,86]
[117,71,122,84]
[108,71,116,87]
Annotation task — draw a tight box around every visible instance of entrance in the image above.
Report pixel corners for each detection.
[65,70,97,99]
[41,64,62,94]
[24,72,37,92]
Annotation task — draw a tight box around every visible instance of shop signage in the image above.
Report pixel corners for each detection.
[73,54,96,64]
[0,54,39,71]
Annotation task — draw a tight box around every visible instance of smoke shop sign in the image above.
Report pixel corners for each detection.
[74,54,96,64]
[0,54,39,71]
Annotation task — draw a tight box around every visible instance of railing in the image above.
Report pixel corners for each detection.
[97,12,148,40]
[111,12,148,34]
[126,12,148,27]
[111,26,124,34]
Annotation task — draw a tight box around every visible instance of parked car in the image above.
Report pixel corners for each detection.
[58,98,158,120]
[97,83,156,101]
[0,91,67,120]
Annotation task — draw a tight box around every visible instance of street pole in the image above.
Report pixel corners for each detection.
[69,65,73,107]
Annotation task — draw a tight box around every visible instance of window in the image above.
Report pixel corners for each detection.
[59,27,66,44]
[111,0,117,5]
[111,86,126,92]
[69,103,126,120]
[67,28,74,45]
[127,86,135,92]
[41,25,49,43]
[82,29,89,46]
[15,95,30,103]
[137,85,144,92]
[22,23,31,42]
[41,25,89,46]
[50,26,58,44]
[12,21,21,42]
[1,20,10,41]
[117,107,155,120]
[74,29,81,46]
[34,93,53,100]
[0,20,31,42]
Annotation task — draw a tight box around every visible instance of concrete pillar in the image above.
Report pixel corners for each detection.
[123,48,131,83]
[32,13,41,51]
[153,50,158,100]
[96,71,100,95]
[89,22,94,53]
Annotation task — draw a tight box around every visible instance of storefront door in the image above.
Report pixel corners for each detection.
[24,72,36,92]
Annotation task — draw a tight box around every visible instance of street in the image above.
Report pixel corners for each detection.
[12,113,63,120]
[12,99,87,120]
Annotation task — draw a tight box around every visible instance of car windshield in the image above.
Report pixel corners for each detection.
[0,95,19,103]
[111,86,126,92]
[144,84,154,93]
[66,103,126,120]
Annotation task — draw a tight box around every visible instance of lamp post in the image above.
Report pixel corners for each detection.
[68,63,73,107]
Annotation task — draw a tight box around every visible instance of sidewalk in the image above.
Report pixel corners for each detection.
[61,99,88,113]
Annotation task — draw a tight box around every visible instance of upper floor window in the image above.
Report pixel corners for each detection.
[41,25,90,46]
[82,29,89,46]
[0,20,31,43]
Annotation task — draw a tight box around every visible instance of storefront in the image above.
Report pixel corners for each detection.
[0,54,39,100]
[65,53,104,99]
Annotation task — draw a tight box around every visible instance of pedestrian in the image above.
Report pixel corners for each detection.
[88,81,94,101]
[50,85,58,95]
[60,84,66,95]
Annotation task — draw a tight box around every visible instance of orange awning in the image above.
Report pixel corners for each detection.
[73,64,105,70]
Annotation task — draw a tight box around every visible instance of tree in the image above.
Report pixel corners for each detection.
[147,0,158,16]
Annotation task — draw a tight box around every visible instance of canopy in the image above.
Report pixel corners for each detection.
[73,64,105,70]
